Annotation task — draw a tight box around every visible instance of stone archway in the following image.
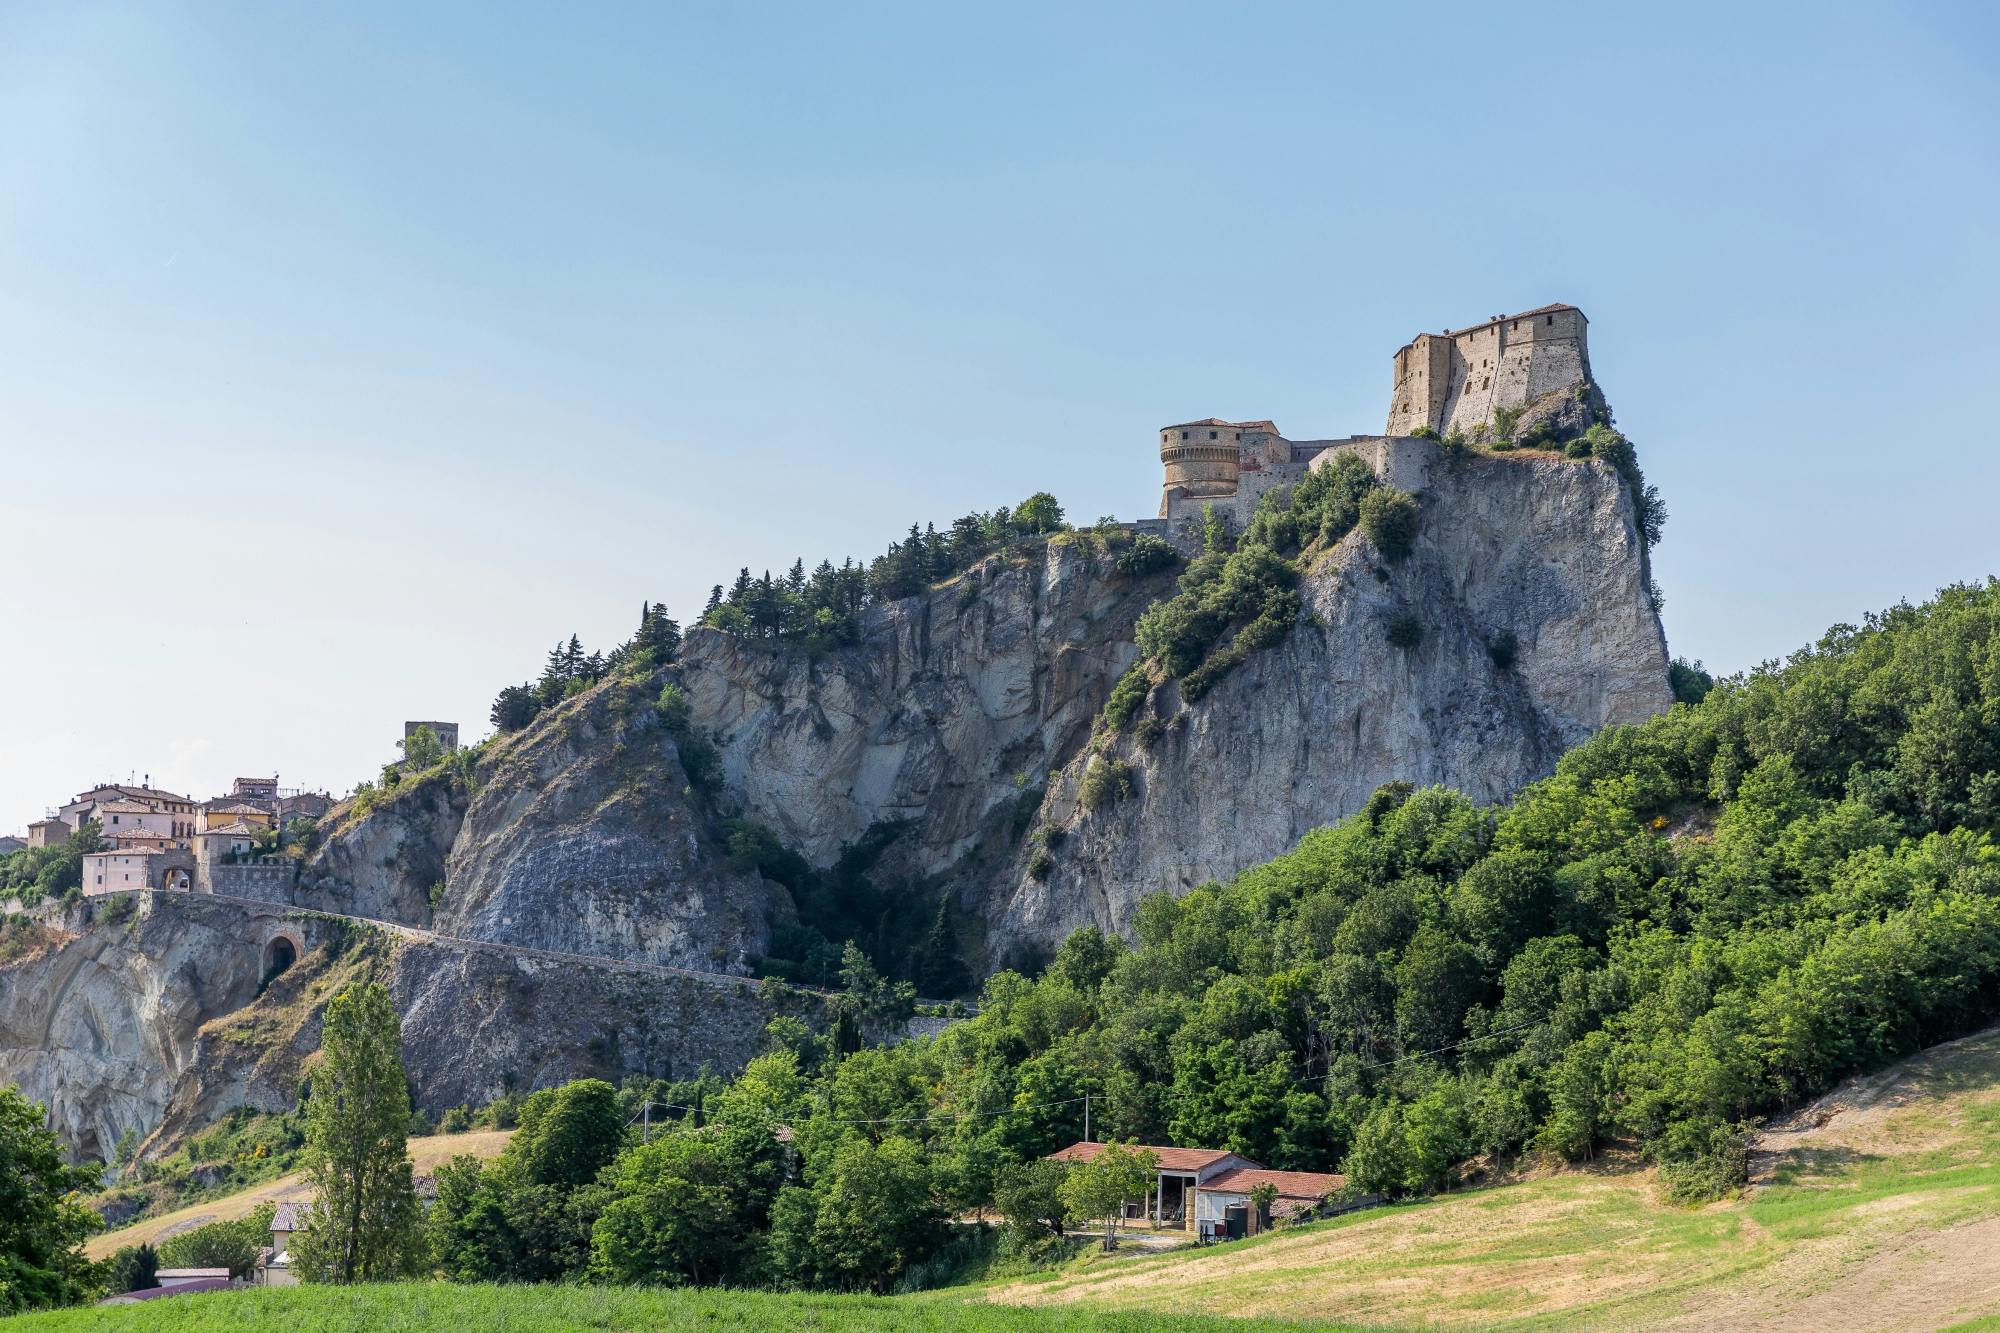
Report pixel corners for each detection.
[162,867,191,891]
[260,926,305,982]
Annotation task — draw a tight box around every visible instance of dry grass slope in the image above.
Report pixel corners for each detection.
[84,1129,513,1260]
[983,1025,2000,1331]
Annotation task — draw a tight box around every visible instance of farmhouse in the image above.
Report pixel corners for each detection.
[1046,1140,1342,1241]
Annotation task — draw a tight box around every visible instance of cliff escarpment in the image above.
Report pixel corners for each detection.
[3,438,1669,1160]
[681,438,1668,956]
[1002,441,1670,942]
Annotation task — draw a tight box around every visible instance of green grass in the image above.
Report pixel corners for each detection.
[13,1283,1349,1331]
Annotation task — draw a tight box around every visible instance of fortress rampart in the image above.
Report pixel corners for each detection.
[1155,303,1594,540]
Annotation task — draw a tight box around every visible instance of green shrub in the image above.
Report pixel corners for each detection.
[1669,656,1714,706]
[1027,847,1054,881]
[1360,488,1419,561]
[101,1243,158,1295]
[158,1204,273,1279]
[1658,1121,1751,1203]
[676,736,723,797]
[1101,665,1152,732]
[1115,532,1179,577]
[656,682,691,731]
[1079,756,1135,811]
[1410,425,1439,440]
[1385,613,1423,649]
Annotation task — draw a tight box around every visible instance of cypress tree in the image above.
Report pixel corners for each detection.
[294,982,425,1284]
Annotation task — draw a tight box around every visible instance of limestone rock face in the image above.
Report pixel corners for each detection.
[0,897,277,1162]
[680,442,1669,952]
[295,675,779,973]
[1000,443,1670,942]
[678,540,1168,879]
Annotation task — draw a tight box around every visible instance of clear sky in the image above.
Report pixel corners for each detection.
[2,2,1997,830]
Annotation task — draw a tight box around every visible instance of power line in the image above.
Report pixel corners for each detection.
[1343,1017,1546,1076]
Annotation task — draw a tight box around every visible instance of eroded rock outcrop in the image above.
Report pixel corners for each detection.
[5,435,1669,1160]
[1002,441,1670,942]
[681,439,1668,954]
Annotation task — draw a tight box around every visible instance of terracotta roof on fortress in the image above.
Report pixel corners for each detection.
[200,822,259,836]
[95,800,156,814]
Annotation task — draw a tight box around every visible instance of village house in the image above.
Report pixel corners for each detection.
[81,847,193,895]
[198,800,276,833]
[0,834,25,856]
[58,783,198,840]
[94,800,180,849]
[1046,1141,1343,1241]
[261,1200,308,1287]
[25,818,67,849]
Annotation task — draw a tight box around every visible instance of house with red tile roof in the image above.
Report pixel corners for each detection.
[1046,1141,1344,1239]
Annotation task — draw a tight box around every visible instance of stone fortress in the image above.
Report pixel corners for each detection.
[1155,304,1592,540]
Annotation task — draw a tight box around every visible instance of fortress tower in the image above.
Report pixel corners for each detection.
[1158,419,1254,517]
[1386,304,1590,438]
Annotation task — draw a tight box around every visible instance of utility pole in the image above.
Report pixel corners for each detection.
[643,1100,651,1144]
[1084,1094,1091,1143]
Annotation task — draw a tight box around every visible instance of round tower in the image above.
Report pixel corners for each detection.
[1158,420,1242,517]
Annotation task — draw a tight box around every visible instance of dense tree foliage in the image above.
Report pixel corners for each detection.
[98,1244,157,1297]
[0,820,101,908]
[157,1204,272,1279]
[0,1085,98,1312]
[699,492,1071,646]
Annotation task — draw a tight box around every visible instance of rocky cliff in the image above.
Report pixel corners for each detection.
[3,436,1668,1160]
[1004,441,1669,942]
[684,438,1668,954]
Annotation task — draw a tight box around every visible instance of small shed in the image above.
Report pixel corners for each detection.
[1194,1166,1344,1239]
[1045,1141,1262,1232]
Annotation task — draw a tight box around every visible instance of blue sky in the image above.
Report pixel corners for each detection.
[2,1,1996,827]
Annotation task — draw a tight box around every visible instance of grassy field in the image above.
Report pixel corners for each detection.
[981,1025,2000,1331]
[11,1283,1344,1331]
[85,1129,513,1260]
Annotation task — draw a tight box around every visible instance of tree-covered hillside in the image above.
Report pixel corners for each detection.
[736,578,2000,1212]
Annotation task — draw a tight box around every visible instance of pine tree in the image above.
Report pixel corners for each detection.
[294,983,426,1284]
[703,585,724,616]
[635,602,681,659]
